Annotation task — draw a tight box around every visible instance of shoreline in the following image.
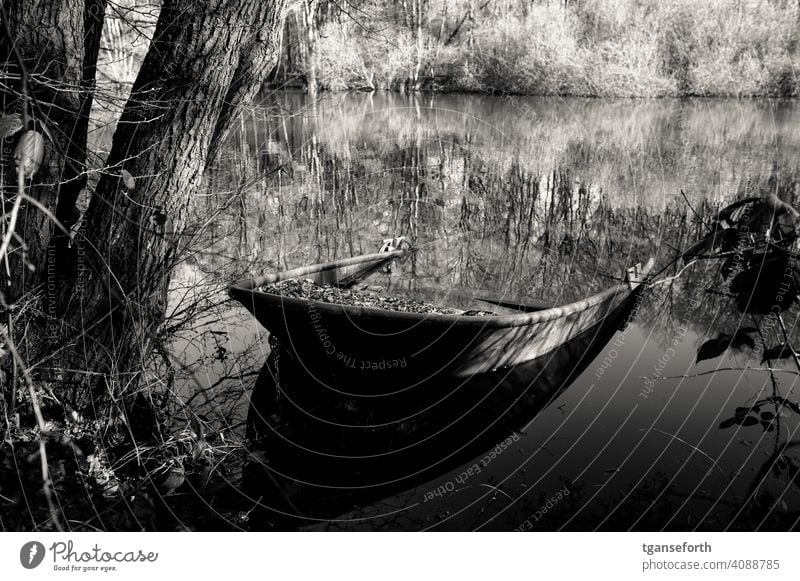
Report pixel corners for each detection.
[262,85,800,102]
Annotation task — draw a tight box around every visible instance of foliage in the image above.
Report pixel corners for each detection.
[277,0,800,97]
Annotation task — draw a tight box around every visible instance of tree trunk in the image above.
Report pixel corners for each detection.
[53,0,286,401]
[1,0,107,299]
[412,0,424,90]
[302,0,319,98]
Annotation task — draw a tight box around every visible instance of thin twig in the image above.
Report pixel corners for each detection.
[648,259,698,287]
[476,482,513,500]
[776,313,800,374]
[680,189,710,228]
[0,174,25,260]
[0,327,64,531]
[752,315,782,456]
[643,367,800,382]
[647,427,729,481]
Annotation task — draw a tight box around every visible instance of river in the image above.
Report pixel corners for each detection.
[169,92,800,530]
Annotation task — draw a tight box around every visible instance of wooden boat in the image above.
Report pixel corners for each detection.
[229,249,654,389]
[242,272,649,528]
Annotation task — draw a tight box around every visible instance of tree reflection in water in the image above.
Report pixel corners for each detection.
[163,96,800,530]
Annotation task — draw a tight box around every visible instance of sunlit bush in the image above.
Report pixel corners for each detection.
[307,0,800,97]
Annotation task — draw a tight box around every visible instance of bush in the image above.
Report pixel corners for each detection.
[307,0,800,97]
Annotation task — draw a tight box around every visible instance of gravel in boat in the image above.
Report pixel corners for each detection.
[261,278,496,316]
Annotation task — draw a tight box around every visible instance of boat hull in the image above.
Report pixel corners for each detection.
[229,251,653,389]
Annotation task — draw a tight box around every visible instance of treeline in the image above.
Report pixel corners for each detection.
[270,0,800,97]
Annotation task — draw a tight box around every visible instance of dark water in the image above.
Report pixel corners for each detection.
[171,93,800,530]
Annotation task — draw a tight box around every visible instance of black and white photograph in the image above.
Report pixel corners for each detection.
[1,0,800,556]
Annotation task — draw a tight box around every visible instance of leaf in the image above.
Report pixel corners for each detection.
[720,256,738,280]
[762,343,796,363]
[697,328,757,363]
[696,335,732,363]
[0,113,23,140]
[13,130,45,178]
[214,343,227,361]
[718,417,738,429]
[760,411,775,421]
[731,327,757,350]
[741,416,759,427]
[37,118,55,143]
[189,414,203,438]
[191,438,209,462]
[717,197,760,226]
[731,257,798,314]
[120,169,135,190]
[719,228,743,252]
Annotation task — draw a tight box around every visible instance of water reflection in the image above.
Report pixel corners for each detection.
[204,92,799,304]
[166,93,800,530]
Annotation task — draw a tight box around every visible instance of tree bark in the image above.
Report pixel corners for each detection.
[412,0,424,90]
[207,5,285,165]
[54,0,286,398]
[1,0,107,298]
[301,0,319,98]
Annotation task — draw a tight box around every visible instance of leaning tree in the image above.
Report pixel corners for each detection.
[1,0,288,414]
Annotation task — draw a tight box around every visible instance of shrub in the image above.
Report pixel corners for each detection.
[306,0,800,97]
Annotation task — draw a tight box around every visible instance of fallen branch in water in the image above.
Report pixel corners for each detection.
[642,366,800,382]
[648,259,699,287]
[644,427,729,481]
[476,482,513,501]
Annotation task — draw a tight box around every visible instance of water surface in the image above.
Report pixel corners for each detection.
[172,93,800,530]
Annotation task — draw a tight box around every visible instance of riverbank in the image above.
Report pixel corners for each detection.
[271,0,800,98]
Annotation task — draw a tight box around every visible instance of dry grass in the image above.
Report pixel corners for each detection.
[312,0,800,97]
